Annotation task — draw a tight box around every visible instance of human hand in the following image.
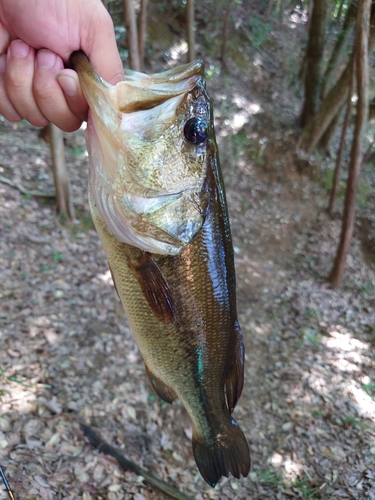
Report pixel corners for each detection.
[0,0,123,131]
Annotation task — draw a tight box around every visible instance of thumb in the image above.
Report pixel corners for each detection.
[79,3,123,85]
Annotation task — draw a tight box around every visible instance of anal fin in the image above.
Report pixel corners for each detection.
[144,363,178,404]
[128,252,175,323]
[225,322,245,413]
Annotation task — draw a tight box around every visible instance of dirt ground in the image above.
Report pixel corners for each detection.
[1,7,375,500]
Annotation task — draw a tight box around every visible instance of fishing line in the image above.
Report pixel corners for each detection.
[0,466,15,500]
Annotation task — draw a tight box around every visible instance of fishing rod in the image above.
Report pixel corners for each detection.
[0,466,15,500]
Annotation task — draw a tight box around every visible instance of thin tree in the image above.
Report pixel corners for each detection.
[329,0,371,289]
[186,0,195,62]
[298,8,375,153]
[138,0,148,72]
[328,56,355,215]
[49,124,75,220]
[221,0,233,67]
[124,0,141,71]
[321,0,356,98]
[299,0,327,127]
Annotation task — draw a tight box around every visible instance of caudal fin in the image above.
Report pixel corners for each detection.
[192,419,250,487]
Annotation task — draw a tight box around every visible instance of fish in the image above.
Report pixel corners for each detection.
[70,51,250,487]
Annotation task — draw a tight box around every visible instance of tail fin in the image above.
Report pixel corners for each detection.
[192,419,250,487]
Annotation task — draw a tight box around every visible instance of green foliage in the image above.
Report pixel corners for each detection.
[300,327,321,346]
[53,251,64,262]
[341,415,362,428]
[332,0,351,22]
[320,168,346,198]
[292,476,319,499]
[0,365,29,402]
[359,282,375,293]
[362,382,375,399]
[321,167,372,207]
[356,178,372,208]
[70,210,95,236]
[71,146,85,156]
[255,468,283,485]
[243,17,273,49]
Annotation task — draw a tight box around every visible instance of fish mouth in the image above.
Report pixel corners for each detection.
[71,51,204,118]
[71,51,207,255]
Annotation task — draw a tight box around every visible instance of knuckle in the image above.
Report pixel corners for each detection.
[6,71,30,92]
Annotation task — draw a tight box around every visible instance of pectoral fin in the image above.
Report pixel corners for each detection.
[225,322,245,413]
[144,363,178,403]
[128,252,175,323]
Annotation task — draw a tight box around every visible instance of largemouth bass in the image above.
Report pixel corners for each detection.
[71,51,250,487]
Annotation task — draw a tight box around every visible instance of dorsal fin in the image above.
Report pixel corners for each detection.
[128,252,175,323]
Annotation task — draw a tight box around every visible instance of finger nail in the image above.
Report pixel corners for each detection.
[0,54,5,73]
[57,74,77,97]
[9,40,30,58]
[37,50,57,69]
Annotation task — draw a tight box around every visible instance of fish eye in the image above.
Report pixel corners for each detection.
[184,117,208,144]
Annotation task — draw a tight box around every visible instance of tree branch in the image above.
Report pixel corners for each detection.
[80,423,194,500]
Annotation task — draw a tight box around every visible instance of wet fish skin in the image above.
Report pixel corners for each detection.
[71,51,250,487]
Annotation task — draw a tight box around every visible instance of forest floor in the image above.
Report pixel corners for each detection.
[1,6,375,500]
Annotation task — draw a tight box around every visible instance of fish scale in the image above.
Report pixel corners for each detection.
[71,51,250,487]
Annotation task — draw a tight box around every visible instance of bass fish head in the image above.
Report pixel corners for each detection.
[71,52,213,255]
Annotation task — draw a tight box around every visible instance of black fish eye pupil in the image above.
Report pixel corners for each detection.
[184,117,207,144]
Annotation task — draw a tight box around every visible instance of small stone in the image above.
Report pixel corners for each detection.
[282,422,293,431]
[0,437,8,449]
[108,484,122,492]
[172,452,183,462]
[127,406,136,419]
[0,417,11,432]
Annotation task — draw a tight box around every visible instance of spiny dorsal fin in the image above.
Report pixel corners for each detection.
[144,363,178,404]
[128,252,175,323]
[225,322,245,413]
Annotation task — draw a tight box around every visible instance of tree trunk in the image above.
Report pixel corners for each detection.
[369,98,375,120]
[321,0,356,98]
[49,124,75,220]
[328,56,355,215]
[298,59,351,152]
[124,0,141,71]
[186,0,195,62]
[299,0,327,127]
[318,103,344,154]
[138,0,148,72]
[298,8,375,153]
[221,0,233,67]
[329,0,370,289]
[335,0,345,23]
